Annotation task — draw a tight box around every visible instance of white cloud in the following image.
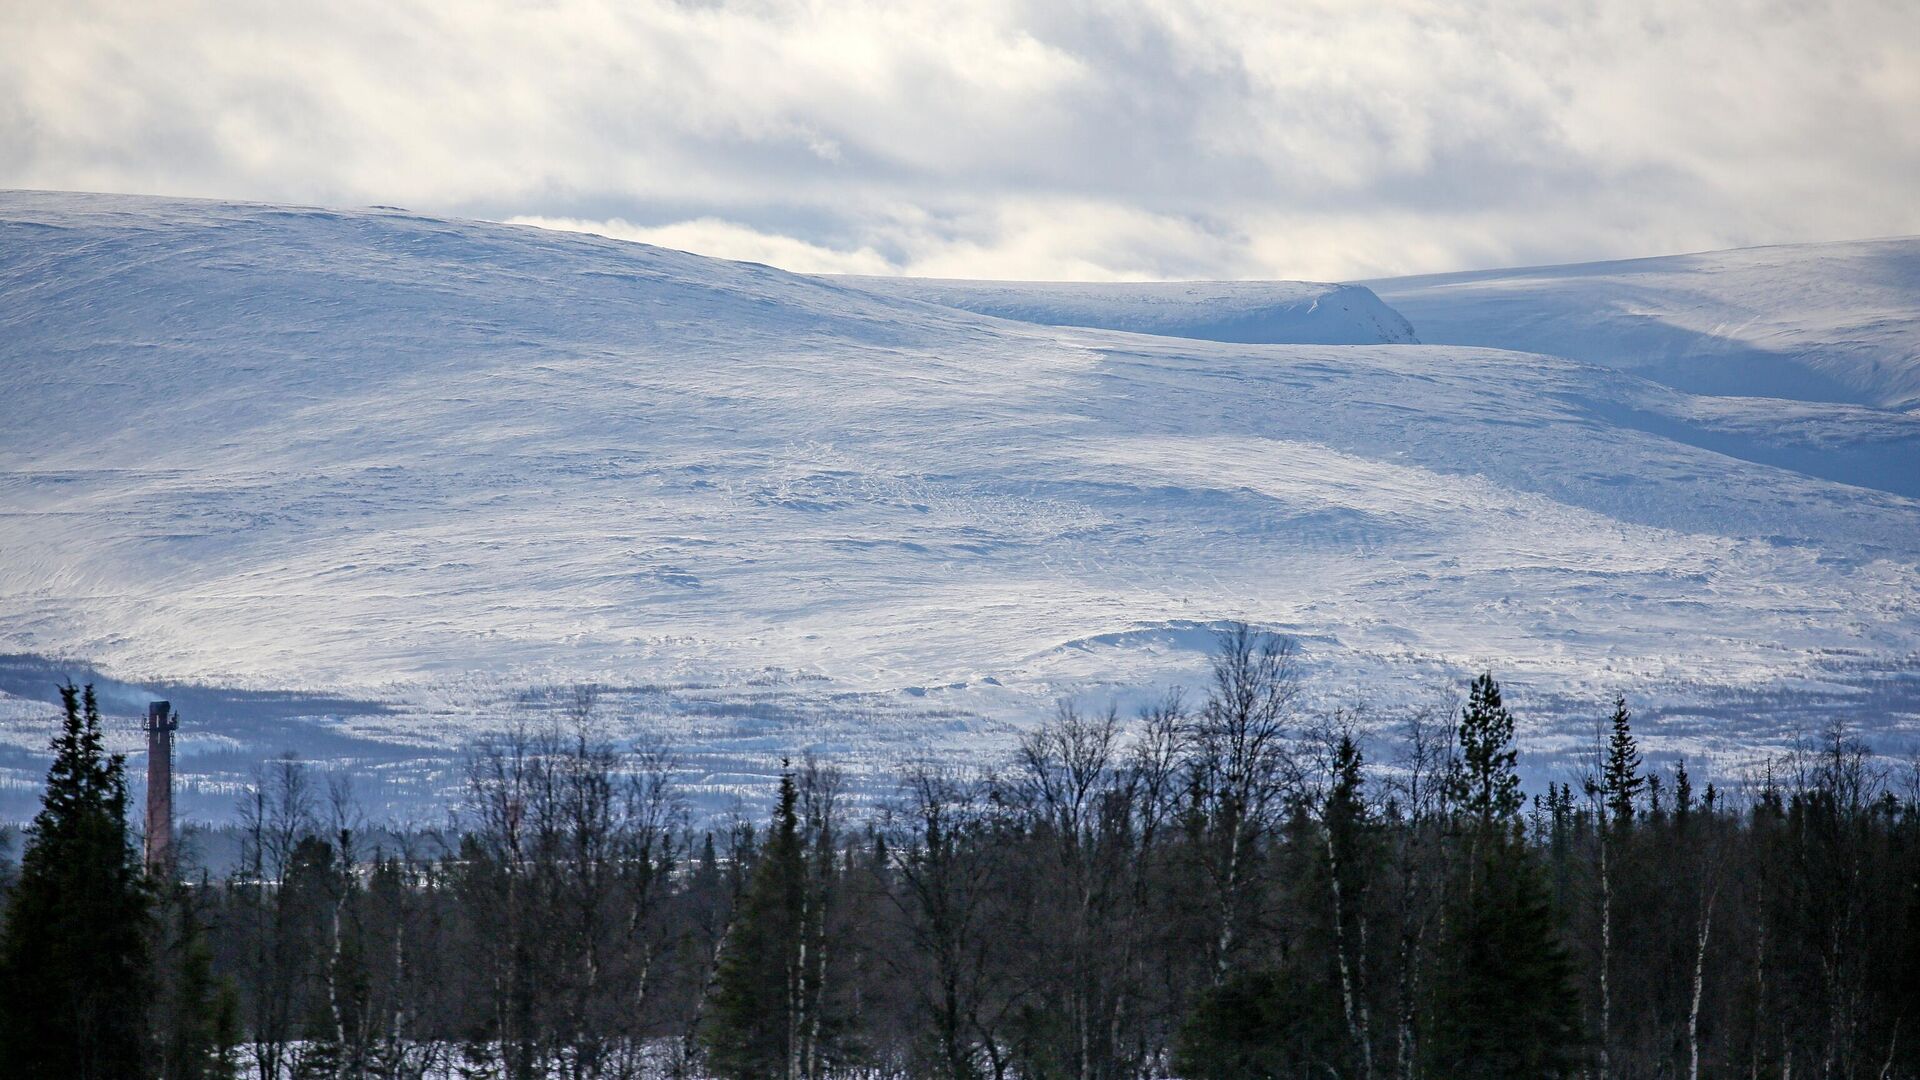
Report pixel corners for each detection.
[5,0,1917,279]
[508,215,898,275]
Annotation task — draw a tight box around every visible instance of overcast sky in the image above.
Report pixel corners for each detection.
[6,0,1917,280]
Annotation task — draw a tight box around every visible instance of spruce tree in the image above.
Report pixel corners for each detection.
[1448,673,1523,827]
[1428,673,1583,1080]
[152,881,241,1080]
[704,765,806,1079]
[1602,696,1644,829]
[1175,967,1346,1080]
[1428,840,1583,1080]
[0,683,154,1080]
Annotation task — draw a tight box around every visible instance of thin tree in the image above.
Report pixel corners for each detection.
[1587,694,1643,1080]
[1189,625,1299,982]
[1322,730,1377,1080]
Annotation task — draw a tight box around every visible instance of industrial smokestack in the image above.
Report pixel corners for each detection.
[144,701,176,874]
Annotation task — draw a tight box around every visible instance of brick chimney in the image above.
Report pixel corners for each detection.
[144,701,176,874]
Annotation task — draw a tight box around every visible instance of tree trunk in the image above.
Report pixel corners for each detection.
[1599,829,1614,1080]
[1690,885,1717,1080]
[1327,824,1374,1080]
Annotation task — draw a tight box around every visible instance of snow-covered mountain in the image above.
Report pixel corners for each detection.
[1366,238,1920,410]
[2,192,1916,818]
[829,276,1418,346]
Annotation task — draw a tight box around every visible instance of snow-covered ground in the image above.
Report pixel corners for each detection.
[1,192,1916,821]
[1366,238,1920,410]
[829,276,1418,346]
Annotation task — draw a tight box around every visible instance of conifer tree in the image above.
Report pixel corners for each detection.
[1602,696,1644,829]
[152,882,241,1080]
[704,764,807,1079]
[1429,674,1582,1080]
[1587,695,1643,1080]
[1448,673,1523,827]
[1175,967,1346,1080]
[1427,840,1583,1080]
[0,684,154,1080]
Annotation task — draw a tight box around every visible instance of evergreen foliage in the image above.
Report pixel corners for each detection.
[1427,839,1583,1080]
[1175,967,1346,1079]
[1428,674,1584,1079]
[0,684,154,1080]
[2,643,1917,1080]
[1448,673,1523,826]
[704,765,807,1079]
[1602,695,1645,829]
[151,882,242,1080]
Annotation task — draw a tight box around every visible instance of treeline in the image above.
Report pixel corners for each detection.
[1,629,1917,1079]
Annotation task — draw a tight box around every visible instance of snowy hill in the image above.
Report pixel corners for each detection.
[827,277,1418,346]
[2,192,1917,818]
[1366,238,1920,410]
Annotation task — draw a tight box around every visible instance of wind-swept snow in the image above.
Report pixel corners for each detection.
[829,276,1418,346]
[1366,238,1920,410]
[1,192,1916,817]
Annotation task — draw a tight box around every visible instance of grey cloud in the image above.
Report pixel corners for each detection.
[4,0,1916,279]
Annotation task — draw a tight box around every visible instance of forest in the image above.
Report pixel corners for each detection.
[1,627,1915,1080]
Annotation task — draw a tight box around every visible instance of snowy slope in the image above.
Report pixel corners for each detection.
[2,192,1918,817]
[828,276,1418,346]
[1366,238,1920,410]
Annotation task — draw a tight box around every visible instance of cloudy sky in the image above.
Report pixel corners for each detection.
[6,0,1917,280]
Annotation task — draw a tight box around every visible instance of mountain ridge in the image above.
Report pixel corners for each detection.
[2,190,1915,816]
[1364,236,1920,410]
